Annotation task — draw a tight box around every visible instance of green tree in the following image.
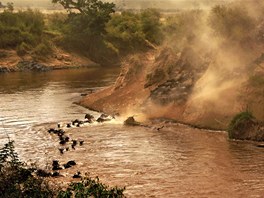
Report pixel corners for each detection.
[52,0,117,65]
[105,11,144,52]
[140,9,163,45]
[52,0,115,35]
[5,2,14,12]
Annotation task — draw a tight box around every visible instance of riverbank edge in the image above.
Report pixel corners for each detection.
[0,48,103,73]
[0,60,100,73]
[75,100,227,132]
[77,99,264,143]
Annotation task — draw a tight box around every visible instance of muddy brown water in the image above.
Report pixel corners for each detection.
[0,68,264,197]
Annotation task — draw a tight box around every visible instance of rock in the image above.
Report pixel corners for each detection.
[17,61,51,72]
[124,116,141,126]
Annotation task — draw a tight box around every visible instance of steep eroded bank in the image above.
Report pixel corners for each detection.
[80,46,264,133]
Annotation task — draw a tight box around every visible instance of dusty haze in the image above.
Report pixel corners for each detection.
[1,0,233,10]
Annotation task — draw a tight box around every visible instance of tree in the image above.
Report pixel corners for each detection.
[140,9,163,45]
[6,2,14,12]
[52,0,115,35]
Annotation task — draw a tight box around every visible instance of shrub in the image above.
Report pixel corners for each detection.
[0,9,45,49]
[106,9,163,54]
[0,140,54,198]
[58,175,125,198]
[228,111,255,138]
[106,11,145,52]
[33,42,53,57]
[0,139,126,198]
[45,12,68,34]
[17,42,30,56]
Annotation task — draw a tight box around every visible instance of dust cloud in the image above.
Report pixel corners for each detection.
[139,0,264,125]
[186,1,263,116]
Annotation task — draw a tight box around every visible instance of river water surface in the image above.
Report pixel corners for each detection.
[0,68,263,197]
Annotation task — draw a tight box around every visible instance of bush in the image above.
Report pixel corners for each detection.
[17,42,30,56]
[33,42,53,57]
[0,140,54,198]
[228,111,255,138]
[58,175,125,198]
[0,9,45,49]
[0,139,126,198]
[45,12,68,34]
[106,9,163,54]
[106,11,145,52]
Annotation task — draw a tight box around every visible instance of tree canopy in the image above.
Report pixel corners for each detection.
[52,0,115,35]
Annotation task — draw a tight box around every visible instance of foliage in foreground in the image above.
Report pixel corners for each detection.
[0,140,54,198]
[58,176,125,198]
[0,140,125,198]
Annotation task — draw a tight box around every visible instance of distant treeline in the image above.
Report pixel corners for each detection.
[0,0,263,65]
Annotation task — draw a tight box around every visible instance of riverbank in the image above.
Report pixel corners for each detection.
[0,48,99,73]
[79,46,264,134]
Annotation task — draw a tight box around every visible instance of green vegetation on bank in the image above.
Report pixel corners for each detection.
[0,1,264,65]
[228,111,255,138]
[0,139,125,198]
[228,111,264,141]
[0,8,53,59]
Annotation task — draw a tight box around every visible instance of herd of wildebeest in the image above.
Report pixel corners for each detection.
[35,113,164,179]
[36,113,115,179]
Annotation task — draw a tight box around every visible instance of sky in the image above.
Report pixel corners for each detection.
[0,0,233,10]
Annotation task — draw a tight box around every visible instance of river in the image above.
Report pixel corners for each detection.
[0,68,263,197]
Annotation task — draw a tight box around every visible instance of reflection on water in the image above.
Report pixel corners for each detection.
[28,123,264,198]
[0,68,120,137]
[0,68,264,197]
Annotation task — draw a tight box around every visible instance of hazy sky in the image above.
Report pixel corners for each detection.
[1,0,232,9]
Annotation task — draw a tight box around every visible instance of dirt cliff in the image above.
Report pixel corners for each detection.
[79,46,264,130]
